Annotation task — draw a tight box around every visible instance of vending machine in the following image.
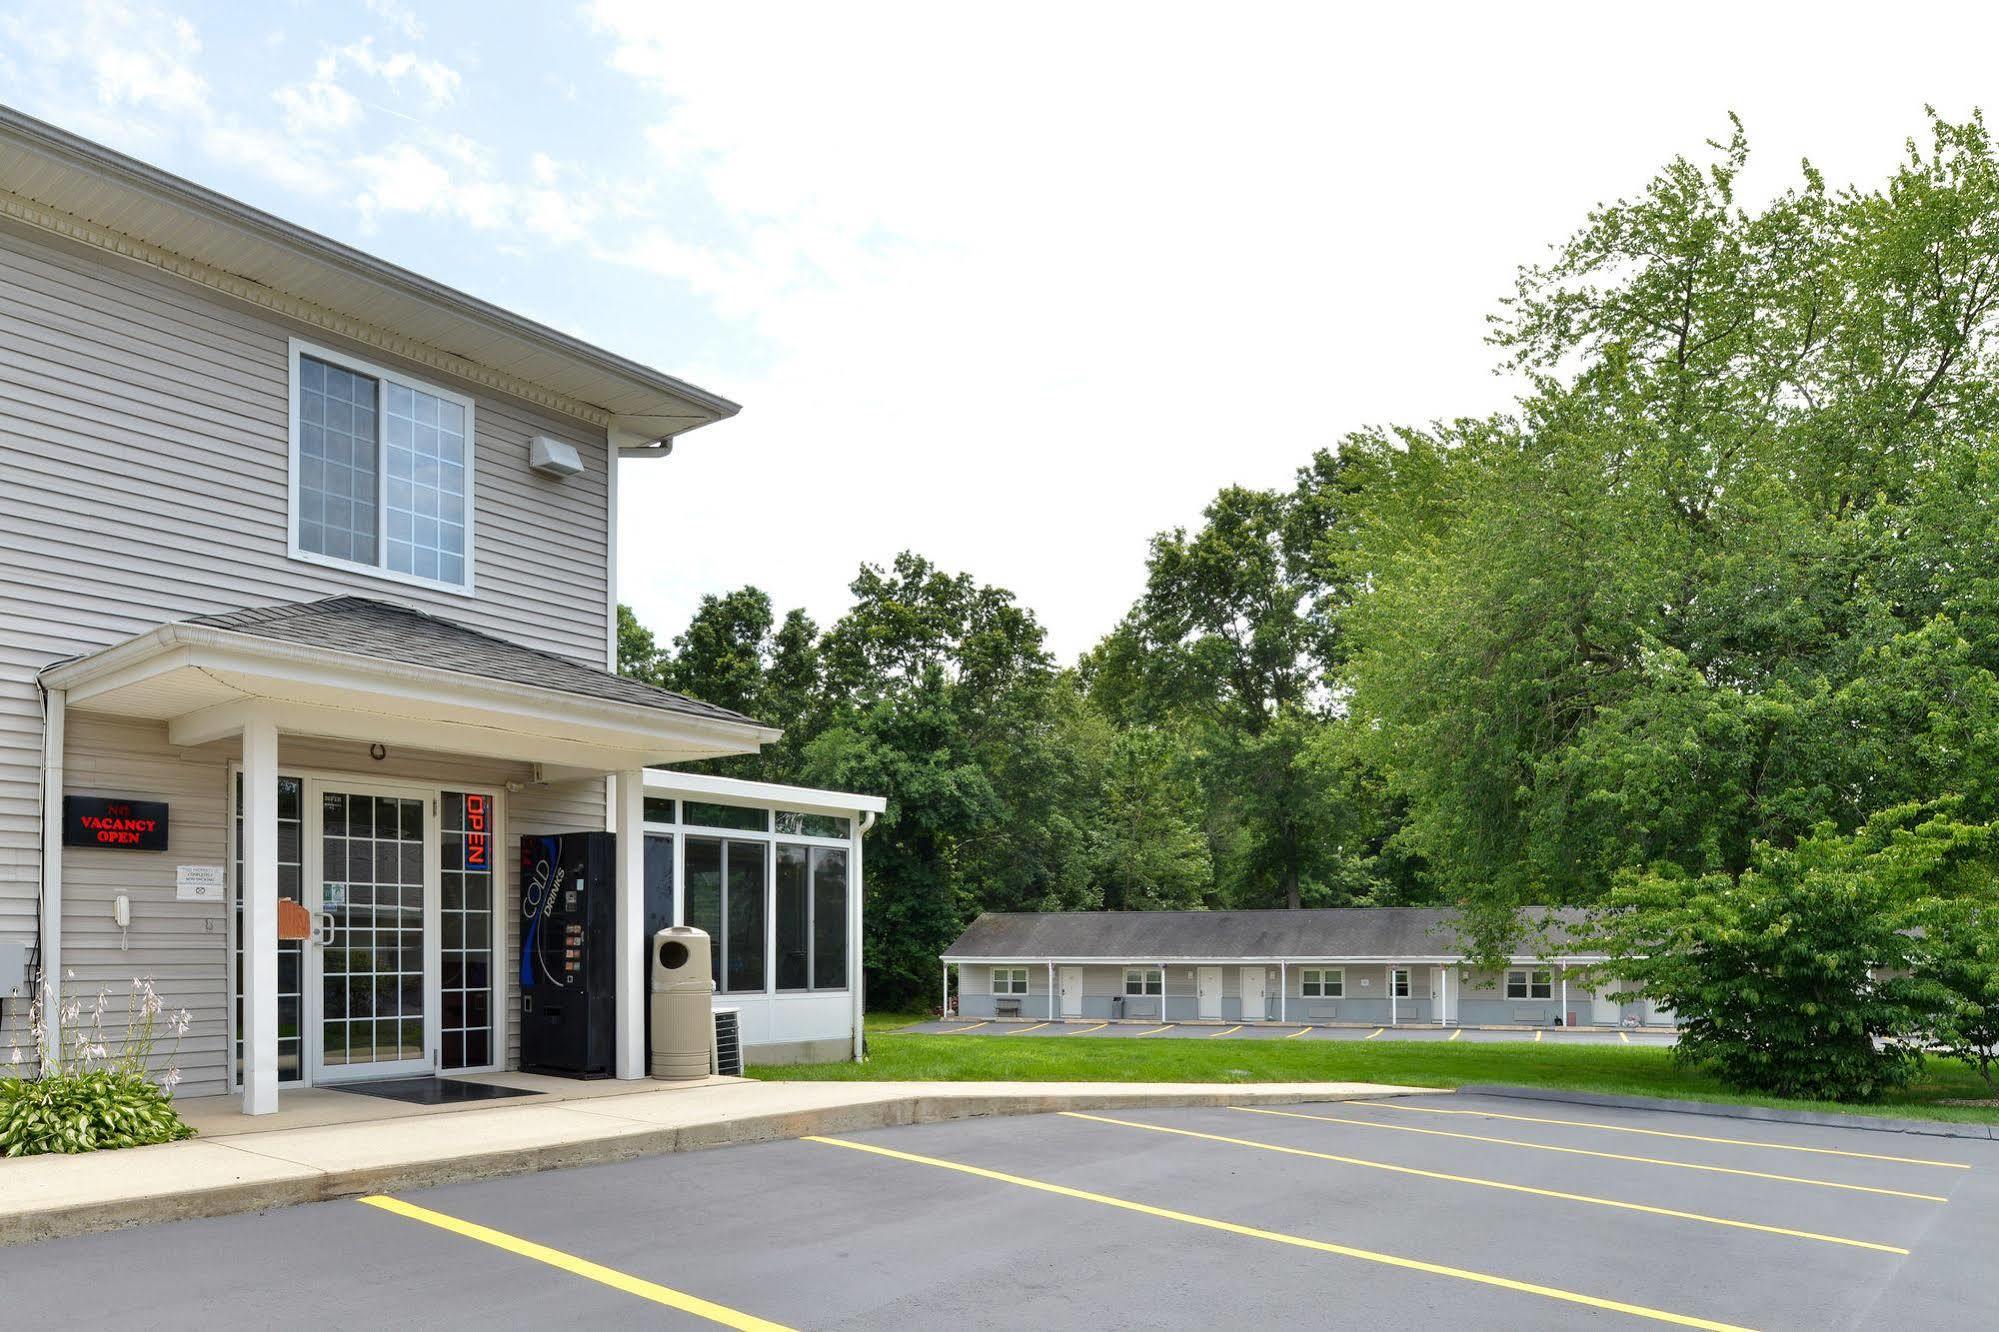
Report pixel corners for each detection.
[519,831,617,1077]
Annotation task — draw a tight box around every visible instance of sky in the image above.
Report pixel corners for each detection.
[5,2,1999,659]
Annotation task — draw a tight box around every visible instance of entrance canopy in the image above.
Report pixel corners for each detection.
[38,596,780,771]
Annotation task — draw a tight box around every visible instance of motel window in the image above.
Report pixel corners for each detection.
[993,967,1029,995]
[231,774,305,1087]
[1301,968,1344,998]
[776,844,850,991]
[684,801,769,832]
[642,797,676,825]
[774,810,851,839]
[291,342,475,592]
[1390,968,1411,998]
[440,791,497,1070]
[1124,967,1163,996]
[683,837,767,992]
[1506,969,1553,1000]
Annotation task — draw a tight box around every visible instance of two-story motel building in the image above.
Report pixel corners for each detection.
[0,105,881,1116]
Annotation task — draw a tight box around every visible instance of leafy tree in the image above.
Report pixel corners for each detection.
[616,603,663,683]
[1918,895,1999,1095]
[1587,807,1985,1101]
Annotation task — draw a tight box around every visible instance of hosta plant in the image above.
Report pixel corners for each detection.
[2,973,197,1156]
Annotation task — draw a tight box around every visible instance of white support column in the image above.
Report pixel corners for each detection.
[1279,960,1287,1023]
[1047,960,1055,1021]
[1560,965,1568,1028]
[36,687,64,1060]
[852,813,871,1061]
[241,715,279,1116]
[1390,969,1399,1028]
[941,958,949,1019]
[1158,962,1167,1022]
[614,770,645,1080]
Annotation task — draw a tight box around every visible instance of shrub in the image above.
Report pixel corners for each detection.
[0,1067,194,1155]
[2,973,197,1156]
[1586,807,1990,1102]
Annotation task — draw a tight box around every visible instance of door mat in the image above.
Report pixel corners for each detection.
[331,1078,543,1106]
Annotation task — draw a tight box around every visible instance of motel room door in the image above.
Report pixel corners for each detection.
[305,780,440,1084]
[1059,966,1084,1018]
[1196,966,1224,1019]
[1239,967,1267,1021]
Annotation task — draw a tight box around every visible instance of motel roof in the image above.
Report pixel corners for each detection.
[943,907,1605,963]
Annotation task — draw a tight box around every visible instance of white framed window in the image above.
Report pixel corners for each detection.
[289,338,476,594]
[1390,968,1411,998]
[992,967,1029,995]
[1506,969,1553,1000]
[1301,967,1344,998]
[1124,967,1163,996]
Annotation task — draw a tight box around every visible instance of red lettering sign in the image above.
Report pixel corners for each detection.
[464,793,489,869]
[62,795,170,851]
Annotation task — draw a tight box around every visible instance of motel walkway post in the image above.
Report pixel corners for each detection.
[613,770,645,1079]
[1560,964,1568,1028]
[941,958,949,1019]
[1047,960,1055,1021]
[1279,960,1286,1023]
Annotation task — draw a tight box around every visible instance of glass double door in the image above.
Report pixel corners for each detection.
[307,780,439,1083]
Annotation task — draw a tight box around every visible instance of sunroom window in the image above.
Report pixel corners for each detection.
[292,341,474,592]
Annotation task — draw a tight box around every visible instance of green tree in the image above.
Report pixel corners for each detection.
[616,603,663,683]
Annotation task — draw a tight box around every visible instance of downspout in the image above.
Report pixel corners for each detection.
[36,684,65,1063]
[852,810,876,1060]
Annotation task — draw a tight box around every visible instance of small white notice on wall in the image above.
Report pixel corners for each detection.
[176,864,224,902]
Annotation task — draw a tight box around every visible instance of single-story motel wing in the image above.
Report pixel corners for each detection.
[943,908,1677,1029]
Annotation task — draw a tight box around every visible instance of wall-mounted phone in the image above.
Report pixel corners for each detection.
[113,893,130,950]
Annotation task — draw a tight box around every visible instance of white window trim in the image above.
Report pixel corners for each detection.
[992,966,1029,995]
[1390,967,1411,998]
[1302,966,1344,998]
[1124,967,1163,997]
[288,337,478,596]
[1506,968,1554,1000]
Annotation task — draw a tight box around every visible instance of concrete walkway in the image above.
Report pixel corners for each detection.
[0,1077,1437,1246]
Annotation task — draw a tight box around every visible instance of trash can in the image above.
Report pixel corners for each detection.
[649,926,715,1080]
[1111,995,1124,1019]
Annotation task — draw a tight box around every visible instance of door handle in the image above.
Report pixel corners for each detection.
[316,912,336,946]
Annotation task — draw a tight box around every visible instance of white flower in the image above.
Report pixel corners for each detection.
[64,968,74,980]
[159,1069,181,1092]
[8,1048,19,1065]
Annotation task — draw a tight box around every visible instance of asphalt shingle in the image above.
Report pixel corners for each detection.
[186,596,766,728]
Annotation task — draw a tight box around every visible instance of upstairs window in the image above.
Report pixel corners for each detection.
[290,340,475,592]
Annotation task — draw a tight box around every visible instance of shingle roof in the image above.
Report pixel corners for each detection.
[942,908,1599,961]
[187,596,767,729]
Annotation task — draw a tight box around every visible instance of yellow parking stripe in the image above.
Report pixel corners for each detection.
[934,1021,988,1034]
[1363,1028,1385,1040]
[359,1196,790,1329]
[1006,1022,1053,1035]
[1135,1024,1175,1036]
[1361,1100,1972,1170]
[1232,1107,1947,1202]
[1065,1114,1907,1253]
[1535,1029,1544,1043]
[1284,1026,1314,1038]
[1066,1022,1109,1036]
[1448,1028,1463,1042]
[1208,1025,1244,1039]
[806,1136,1753,1330]
[1620,1030,1631,1044]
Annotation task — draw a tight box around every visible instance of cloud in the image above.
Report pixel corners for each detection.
[274,77,361,136]
[363,0,425,42]
[333,37,460,106]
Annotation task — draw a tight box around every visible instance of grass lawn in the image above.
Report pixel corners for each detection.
[746,1013,1999,1126]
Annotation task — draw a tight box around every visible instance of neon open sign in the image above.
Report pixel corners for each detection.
[463,793,490,870]
[63,795,169,850]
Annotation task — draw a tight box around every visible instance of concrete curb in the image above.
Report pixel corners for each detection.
[1457,1084,1999,1142]
[0,1083,1427,1247]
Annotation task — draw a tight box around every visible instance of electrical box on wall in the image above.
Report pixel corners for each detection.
[0,939,26,999]
[529,435,584,479]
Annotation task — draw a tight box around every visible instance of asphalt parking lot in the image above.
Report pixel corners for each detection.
[904,1017,1679,1046]
[5,1091,1990,1329]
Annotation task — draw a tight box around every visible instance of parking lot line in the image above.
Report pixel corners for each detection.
[1360,1101,1973,1170]
[1066,1022,1109,1036]
[936,1021,988,1034]
[1364,1027,1385,1040]
[1284,1025,1313,1038]
[1535,1029,1544,1043]
[1061,1113,1908,1253]
[357,1196,791,1330]
[1135,1024,1175,1036]
[1449,1028,1463,1041]
[1208,1025,1243,1038]
[805,1136,1754,1330]
[1620,1030,1631,1044]
[1007,1022,1053,1035]
[1231,1107,1947,1202]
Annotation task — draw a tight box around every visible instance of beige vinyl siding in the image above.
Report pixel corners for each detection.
[0,221,612,1036]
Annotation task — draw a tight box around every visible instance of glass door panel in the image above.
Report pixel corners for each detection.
[311,785,434,1081]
